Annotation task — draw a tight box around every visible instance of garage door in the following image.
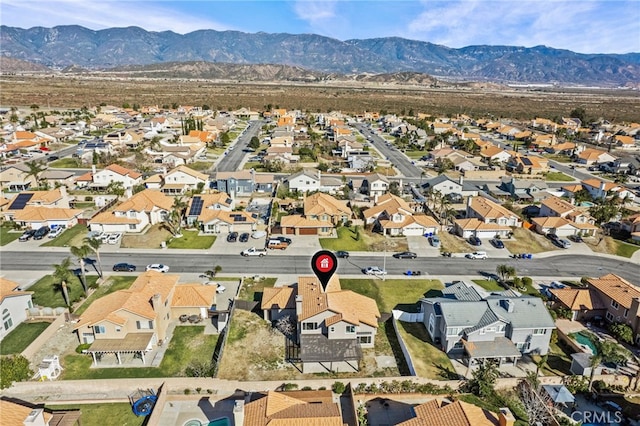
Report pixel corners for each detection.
[299,228,317,235]
[285,227,296,235]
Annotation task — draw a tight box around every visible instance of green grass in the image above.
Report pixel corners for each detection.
[243,161,263,170]
[545,171,575,181]
[62,326,219,379]
[404,150,427,159]
[0,225,21,246]
[74,276,137,316]
[40,224,87,247]
[541,153,573,163]
[616,241,640,258]
[167,230,216,249]
[30,274,99,308]
[0,321,51,354]
[49,158,89,168]
[188,161,211,171]
[340,278,443,313]
[45,404,143,426]
[396,321,456,379]
[472,279,504,292]
[72,202,95,209]
[238,277,277,302]
[319,226,370,251]
[540,341,574,376]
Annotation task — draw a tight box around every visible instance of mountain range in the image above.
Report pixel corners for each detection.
[1,25,639,87]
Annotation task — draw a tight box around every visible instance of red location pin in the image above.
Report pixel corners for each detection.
[311,250,338,291]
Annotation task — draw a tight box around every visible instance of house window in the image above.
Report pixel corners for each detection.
[453,341,464,350]
[330,326,335,333]
[128,224,136,230]
[533,329,546,335]
[428,314,435,335]
[479,328,486,335]
[611,300,619,310]
[447,327,458,336]
[606,311,614,322]
[357,335,372,345]
[346,325,356,333]
[302,322,317,331]
[497,324,506,333]
[115,327,121,332]
[2,309,13,330]
[93,325,106,334]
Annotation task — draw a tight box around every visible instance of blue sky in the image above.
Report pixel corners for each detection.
[2,0,639,54]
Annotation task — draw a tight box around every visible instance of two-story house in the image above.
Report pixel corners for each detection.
[498,176,548,201]
[88,189,173,234]
[422,175,479,198]
[0,278,34,341]
[454,196,520,239]
[186,192,233,226]
[359,173,389,199]
[533,196,598,237]
[577,148,617,166]
[214,170,275,197]
[421,281,555,368]
[287,169,321,193]
[0,164,36,191]
[161,165,209,194]
[261,275,380,373]
[581,178,636,202]
[364,193,439,236]
[280,193,352,236]
[75,164,142,191]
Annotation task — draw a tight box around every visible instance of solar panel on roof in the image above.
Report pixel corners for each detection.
[188,196,204,216]
[8,193,34,210]
[521,157,533,166]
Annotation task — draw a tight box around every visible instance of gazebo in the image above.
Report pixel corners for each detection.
[542,384,575,407]
[86,333,154,365]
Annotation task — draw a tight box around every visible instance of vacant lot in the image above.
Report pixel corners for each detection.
[120,224,171,248]
[319,227,408,252]
[437,231,472,254]
[5,75,639,122]
[238,276,278,302]
[585,235,640,258]
[503,227,558,254]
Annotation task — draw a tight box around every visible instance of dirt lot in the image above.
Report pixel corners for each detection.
[503,227,559,254]
[217,309,400,381]
[3,75,640,121]
[120,224,171,249]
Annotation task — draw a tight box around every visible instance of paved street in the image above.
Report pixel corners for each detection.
[213,120,263,172]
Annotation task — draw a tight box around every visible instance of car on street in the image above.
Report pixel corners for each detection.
[48,155,59,161]
[241,247,267,257]
[239,232,250,243]
[227,232,238,242]
[146,264,170,273]
[113,263,137,272]
[393,251,417,259]
[33,226,50,240]
[48,227,65,238]
[107,233,122,245]
[466,251,488,260]
[336,250,350,258]
[428,236,440,248]
[490,238,505,249]
[468,236,482,246]
[19,229,36,242]
[362,266,387,276]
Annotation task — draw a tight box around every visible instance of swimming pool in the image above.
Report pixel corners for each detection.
[571,331,599,355]
[183,418,230,426]
[579,201,595,207]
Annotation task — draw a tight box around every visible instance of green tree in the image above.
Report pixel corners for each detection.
[70,244,91,295]
[83,237,104,278]
[496,264,516,282]
[249,136,260,150]
[435,158,454,174]
[220,132,231,146]
[106,181,125,197]
[52,257,73,306]
[608,322,634,344]
[0,355,32,389]
[163,196,187,236]
[467,360,499,398]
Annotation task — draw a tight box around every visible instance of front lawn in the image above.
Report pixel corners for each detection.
[188,161,211,171]
[45,403,143,426]
[238,277,277,302]
[472,279,503,292]
[545,171,575,182]
[30,274,99,308]
[167,230,216,249]
[49,158,88,168]
[40,224,87,247]
[0,321,51,355]
[396,321,456,380]
[340,278,443,313]
[0,225,21,246]
[62,326,218,379]
[74,276,137,316]
[616,241,640,258]
[404,150,427,159]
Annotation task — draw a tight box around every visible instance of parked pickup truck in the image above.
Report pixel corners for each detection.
[241,247,267,257]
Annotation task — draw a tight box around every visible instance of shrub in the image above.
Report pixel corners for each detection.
[332,381,346,394]
[75,343,91,354]
[301,386,312,391]
[521,276,532,287]
[184,388,191,395]
[84,196,93,201]
[608,322,634,344]
[282,383,298,391]
[195,387,202,394]
[0,355,32,389]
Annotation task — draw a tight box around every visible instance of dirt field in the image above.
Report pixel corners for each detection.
[3,74,639,121]
[120,224,171,249]
[503,227,559,254]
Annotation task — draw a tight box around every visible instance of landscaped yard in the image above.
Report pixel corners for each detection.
[40,224,87,248]
[396,321,456,380]
[472,279,504,292]
[188,161,211,171]
[62,326,218,379]
[0,321,51,355]
[45,403,144,426]
[319,226,408,252]
[503,227,558,254]
[0,224,21,246]
[404,150,427,159]
[238,276,277,302]
[545,171,575,182]
[49,158,89,168]
[74,276,137,315]
[120,224,171,249]
[167,230,216,249]
[539,341,574,376]
[340,278,443,313]
[30,274,99,308]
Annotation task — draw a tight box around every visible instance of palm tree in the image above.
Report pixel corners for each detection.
[25,160,46,189]
[83,237,103,278]
[70,244,91,295]
[52,257,73,307]
[164,196,187,236]
[496,264,516,283]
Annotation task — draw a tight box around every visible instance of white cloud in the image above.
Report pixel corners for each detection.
[1,0,234,34]
[293,0,338,24]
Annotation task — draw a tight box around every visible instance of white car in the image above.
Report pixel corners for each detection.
[107,233,122,244]
[48,227,64,238]
[216,284,226,294]
[101,233,111,243]
[146,264,170,273]
[363,266,387,276]
[466,251,488,260]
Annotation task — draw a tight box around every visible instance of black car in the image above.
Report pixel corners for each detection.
[277,236,292,244]
[239,232,250,243]
[336,250,350,258]
[113,263,137,272]
[33,226,50,240]
[490,238,505,249]
[47,155,59,161]
[568,234,584,243]
[393,251,417,259]
[227,232,238,242]
[19,229,36,242]
[468,236,482,246]
[546,233,559,242]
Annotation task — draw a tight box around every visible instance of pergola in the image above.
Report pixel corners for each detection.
[299,334,362,372]
[87,333,154,365]
[463,337,522,373]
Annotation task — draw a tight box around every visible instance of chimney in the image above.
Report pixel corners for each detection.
[92,164,97,174]
[23,409,47,426]
[631,298,640,329]
[459,175,464,185]
[296,294,303,316]
[501,299,515,313]
[498,407,516,426]
[151,293,161,311]
[233,398,245,426]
